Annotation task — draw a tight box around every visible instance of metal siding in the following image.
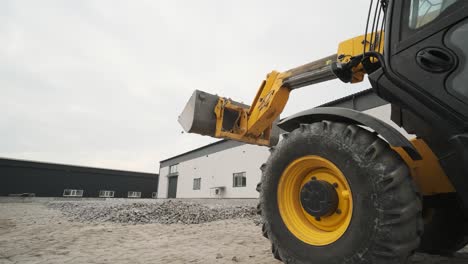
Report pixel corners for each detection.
[0,158,158,198]
[159,140,245,168]
[161,143,270,199]
[320,88,388,111]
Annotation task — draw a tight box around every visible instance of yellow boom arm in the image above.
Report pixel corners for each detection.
[179,33,384,146]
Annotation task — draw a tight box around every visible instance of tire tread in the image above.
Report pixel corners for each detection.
[258,122,422,264]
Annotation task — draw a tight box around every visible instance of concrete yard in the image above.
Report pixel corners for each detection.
[1,199,468,264]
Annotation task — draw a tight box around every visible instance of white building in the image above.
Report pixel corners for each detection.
[158,140,269,198]
[157,89,410,199]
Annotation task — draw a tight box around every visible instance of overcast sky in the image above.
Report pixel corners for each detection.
[1,1,371,173]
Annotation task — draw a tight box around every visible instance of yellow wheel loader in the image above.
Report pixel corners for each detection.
[179,0,468,263]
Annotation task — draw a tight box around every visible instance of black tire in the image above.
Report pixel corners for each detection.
[418,193,468,255]
[258,121,423,264]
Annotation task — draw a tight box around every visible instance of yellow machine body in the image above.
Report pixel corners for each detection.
[395,138,455,195]
[336,32,384,83]
[213,71,291,146]
[179,33,455,197]
[177,1,468,261]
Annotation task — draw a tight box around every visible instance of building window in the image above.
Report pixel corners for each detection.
[63,189,84,197]
[169,164,178,174]
[99,190,115,198]
[233,172,246,187]
[127,191,141,198]
[193,178,201,190]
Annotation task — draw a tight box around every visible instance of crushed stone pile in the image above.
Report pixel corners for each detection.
[48,200,261,225]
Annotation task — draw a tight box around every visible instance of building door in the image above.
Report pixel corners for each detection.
[168,176,178,198]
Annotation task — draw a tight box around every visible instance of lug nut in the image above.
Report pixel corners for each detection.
[315,217,321,221]
[336,209,342,215]
[341,190,350,199]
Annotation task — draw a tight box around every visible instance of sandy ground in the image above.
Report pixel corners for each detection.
[1,201,468,264]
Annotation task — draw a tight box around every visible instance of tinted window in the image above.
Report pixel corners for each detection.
[409,0,458,29]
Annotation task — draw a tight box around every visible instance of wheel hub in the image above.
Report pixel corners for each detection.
[300,179,339,218]
[277,155,353,246]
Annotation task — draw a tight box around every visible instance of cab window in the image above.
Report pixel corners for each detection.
[408,0,458,29]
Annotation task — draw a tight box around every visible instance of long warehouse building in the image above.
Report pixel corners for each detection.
[1,158,159,198]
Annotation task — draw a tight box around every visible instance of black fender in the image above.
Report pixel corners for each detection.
[277,107,422,160]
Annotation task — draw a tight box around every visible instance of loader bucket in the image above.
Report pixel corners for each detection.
[178,90,220,137]
[179,89,280,146]
[179,89,252,136]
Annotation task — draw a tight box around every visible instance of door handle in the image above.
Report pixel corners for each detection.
[416,48,455,73]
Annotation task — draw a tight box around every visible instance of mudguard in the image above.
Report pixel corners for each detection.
[277,107,422,160]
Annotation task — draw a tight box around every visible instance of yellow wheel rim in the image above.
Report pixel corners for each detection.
[277,156,353,246]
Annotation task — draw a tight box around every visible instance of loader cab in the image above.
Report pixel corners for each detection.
[380,0,468,130]
[368,0,468,138]
[369,0,468,209]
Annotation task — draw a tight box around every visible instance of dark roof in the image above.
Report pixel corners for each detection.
[159,139,247,168]
[0,157,157,178]
[159,139,229,164]
[318,88,387,111]
[319,88,374,107]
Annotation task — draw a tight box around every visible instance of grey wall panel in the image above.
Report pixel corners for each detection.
[320,88,388,111]
[0,158,158,198]
[160,140,245,168]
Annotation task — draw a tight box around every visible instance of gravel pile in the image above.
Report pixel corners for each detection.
[48,200,261,225]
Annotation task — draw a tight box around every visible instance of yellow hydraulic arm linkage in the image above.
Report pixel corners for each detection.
[179,33,383,146]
